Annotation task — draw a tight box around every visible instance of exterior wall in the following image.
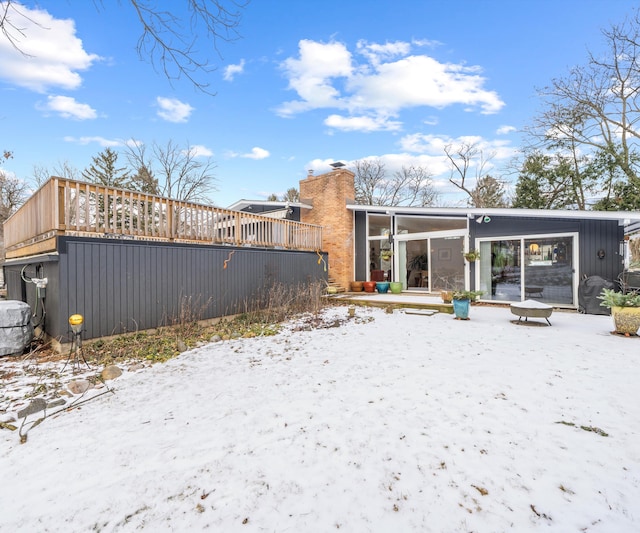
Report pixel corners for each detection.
[4,236,328,342]
[470,216,624,282]
[350,210,626,301]
[299,169,355,289]
[354,211,368,282]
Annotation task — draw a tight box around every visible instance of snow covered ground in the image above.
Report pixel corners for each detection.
[1,303,639,532]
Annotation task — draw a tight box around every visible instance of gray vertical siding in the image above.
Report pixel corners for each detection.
[578,219,624,282]
[471,215,624,283]
[354,211,368,281]
[5,236,328,342]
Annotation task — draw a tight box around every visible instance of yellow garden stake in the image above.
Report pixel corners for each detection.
[316,250,327,272]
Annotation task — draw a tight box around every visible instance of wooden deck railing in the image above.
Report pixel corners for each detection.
[3,177,323,258]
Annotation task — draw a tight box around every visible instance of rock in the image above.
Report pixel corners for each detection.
[128,363,144,372]
[210,334,222,343]
[17,398,47,419]
[176,339,188,352]
[47,398,66,409]
[101,365,123,380]
[67,379,92,395]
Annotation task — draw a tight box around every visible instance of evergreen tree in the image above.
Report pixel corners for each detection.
[82,148,130,188]
[469,175,508,208]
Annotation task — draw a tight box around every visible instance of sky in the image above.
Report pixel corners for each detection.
[1,301,639,531]
[1,0,639,208]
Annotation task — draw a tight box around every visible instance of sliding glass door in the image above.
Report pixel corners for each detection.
[397,234,465,291]
[479,240,522,301]
[523,237,574,304]
[478,234,576,305]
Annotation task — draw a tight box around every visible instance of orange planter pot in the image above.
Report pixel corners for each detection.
[363,281,377,293]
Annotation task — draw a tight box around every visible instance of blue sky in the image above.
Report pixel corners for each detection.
[1,0,638,207]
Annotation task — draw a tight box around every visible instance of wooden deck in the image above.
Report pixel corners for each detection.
[3,177,323,259]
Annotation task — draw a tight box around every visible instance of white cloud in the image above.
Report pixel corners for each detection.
[349,56,503,115]
[186,145,214,157]
[399,133,516,161]
[356,40,411,66]
[243,147,270,160]
[225,147,270,159]
[277,38,505,132]
[497,125,517,135]
[223,59,245,81]
[42,95,97,120]
[304,134,518,204]
[156,97,194,123]
[63,136,122,147]
[277,39,353,116]
[411,38,442,48]
[324,114,402,132]
[0,4,100,92]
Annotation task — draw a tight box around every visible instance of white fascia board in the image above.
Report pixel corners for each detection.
[346,204,640,222]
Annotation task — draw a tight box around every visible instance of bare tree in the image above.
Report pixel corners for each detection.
[1,153,29,253]
[0,0,248,92]
[530,11,640,185]
[353,158,438,206]
[444,141,498,206]
[125,140,218,203]
[32,161,80,187]
[281,187,300,203]
[354,159,387,205]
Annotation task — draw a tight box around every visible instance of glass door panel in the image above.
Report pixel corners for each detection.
[480,240,522,302]
[405,239,429,289]
[430,236,465,291]
[524,237,573,304]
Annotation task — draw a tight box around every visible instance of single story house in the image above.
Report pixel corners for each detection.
[3,168,640,347]
[235,167,640,309]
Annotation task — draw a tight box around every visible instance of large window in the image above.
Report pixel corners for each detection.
[367,214,392,281]
[366,213,468,286]
[396,216,466,234]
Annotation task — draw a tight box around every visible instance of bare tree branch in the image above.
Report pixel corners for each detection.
[0,0,249,93]
[445,141,496,206]
[125,140,218,203]
[353,159,438,207]
[531,10,640,183]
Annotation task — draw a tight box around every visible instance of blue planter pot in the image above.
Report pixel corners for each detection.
[376,282,390,294]
[452,298,470,319]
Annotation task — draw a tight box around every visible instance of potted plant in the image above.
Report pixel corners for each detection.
[451,289,484,320]
[598,288,640,335]
[380,249,394,261]
[408,253,429,271]
[463,249,480,262]
[389,281,403,294]
[363,281,377,293]
[376,281,390,293]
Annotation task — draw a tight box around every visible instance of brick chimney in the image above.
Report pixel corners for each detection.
[299,168,355,289]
